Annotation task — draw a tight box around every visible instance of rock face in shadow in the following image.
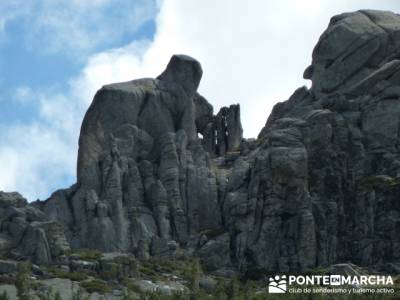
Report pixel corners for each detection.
[199,103,243,157]
[5,10,400,275]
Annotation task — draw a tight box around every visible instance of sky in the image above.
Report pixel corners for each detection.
[0,0,399,201]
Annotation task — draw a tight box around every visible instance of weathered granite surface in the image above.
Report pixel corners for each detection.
[2,10,400,276]
[0,192,69,265]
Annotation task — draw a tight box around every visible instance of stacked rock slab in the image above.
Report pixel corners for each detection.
[26,9,400,274]
[0,192,69,265]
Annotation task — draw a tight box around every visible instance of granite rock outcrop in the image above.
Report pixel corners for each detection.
[2,10,400,276]
[0,192,69,265]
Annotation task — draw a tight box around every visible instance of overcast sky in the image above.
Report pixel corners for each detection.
[0,0,399,201]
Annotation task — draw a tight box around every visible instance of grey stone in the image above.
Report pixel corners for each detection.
[42,55,228,254]
[70,259,98,272]
[157,54,203,98]
[39,278,81,300]
[133,279,187,295]
[306,10,400,96]
[0,192,27,208]
[199,276,217,291]
[100,252,137,278]
[214,105,243,156]
[211,268,238,279]
[0,259,18,274]
[197,233,231,271]
[150,238,179,257]
[194,93,213,134]
[0,192,69,265]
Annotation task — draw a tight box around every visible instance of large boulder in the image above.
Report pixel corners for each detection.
[304,10,400,97]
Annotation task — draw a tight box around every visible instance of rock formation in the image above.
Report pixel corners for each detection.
[255,9,400,273]
[0,192,69,265]
[40,55,226,258]
[1,10,400,277]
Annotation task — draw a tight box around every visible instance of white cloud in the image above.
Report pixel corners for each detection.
[0,0,157,55]
[69,0,400,138]
[69,40,152,106]
[0,40,152,201]
[12,86,33,104]
[0,122,76,201]
[1,0,400,201]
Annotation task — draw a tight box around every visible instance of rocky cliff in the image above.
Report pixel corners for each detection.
[2,10,400,277]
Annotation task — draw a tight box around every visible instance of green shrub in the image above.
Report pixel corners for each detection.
[121,289,137,300]
[361,175,400,189]
[304,267,328,276]
[15,262,32,300]
[138,264,160,281]
[145,291,189,300]
[122,277,144,295]
[188,258,201,296]
[99,263,120,281]
[145,256,192,271]
[80,279,112,294]
[73,249,102,261]
[66,272,89,282]
[53,291,62,300]
[112,255,133,265]
[137,257,192,281]
[48,268,88,282]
